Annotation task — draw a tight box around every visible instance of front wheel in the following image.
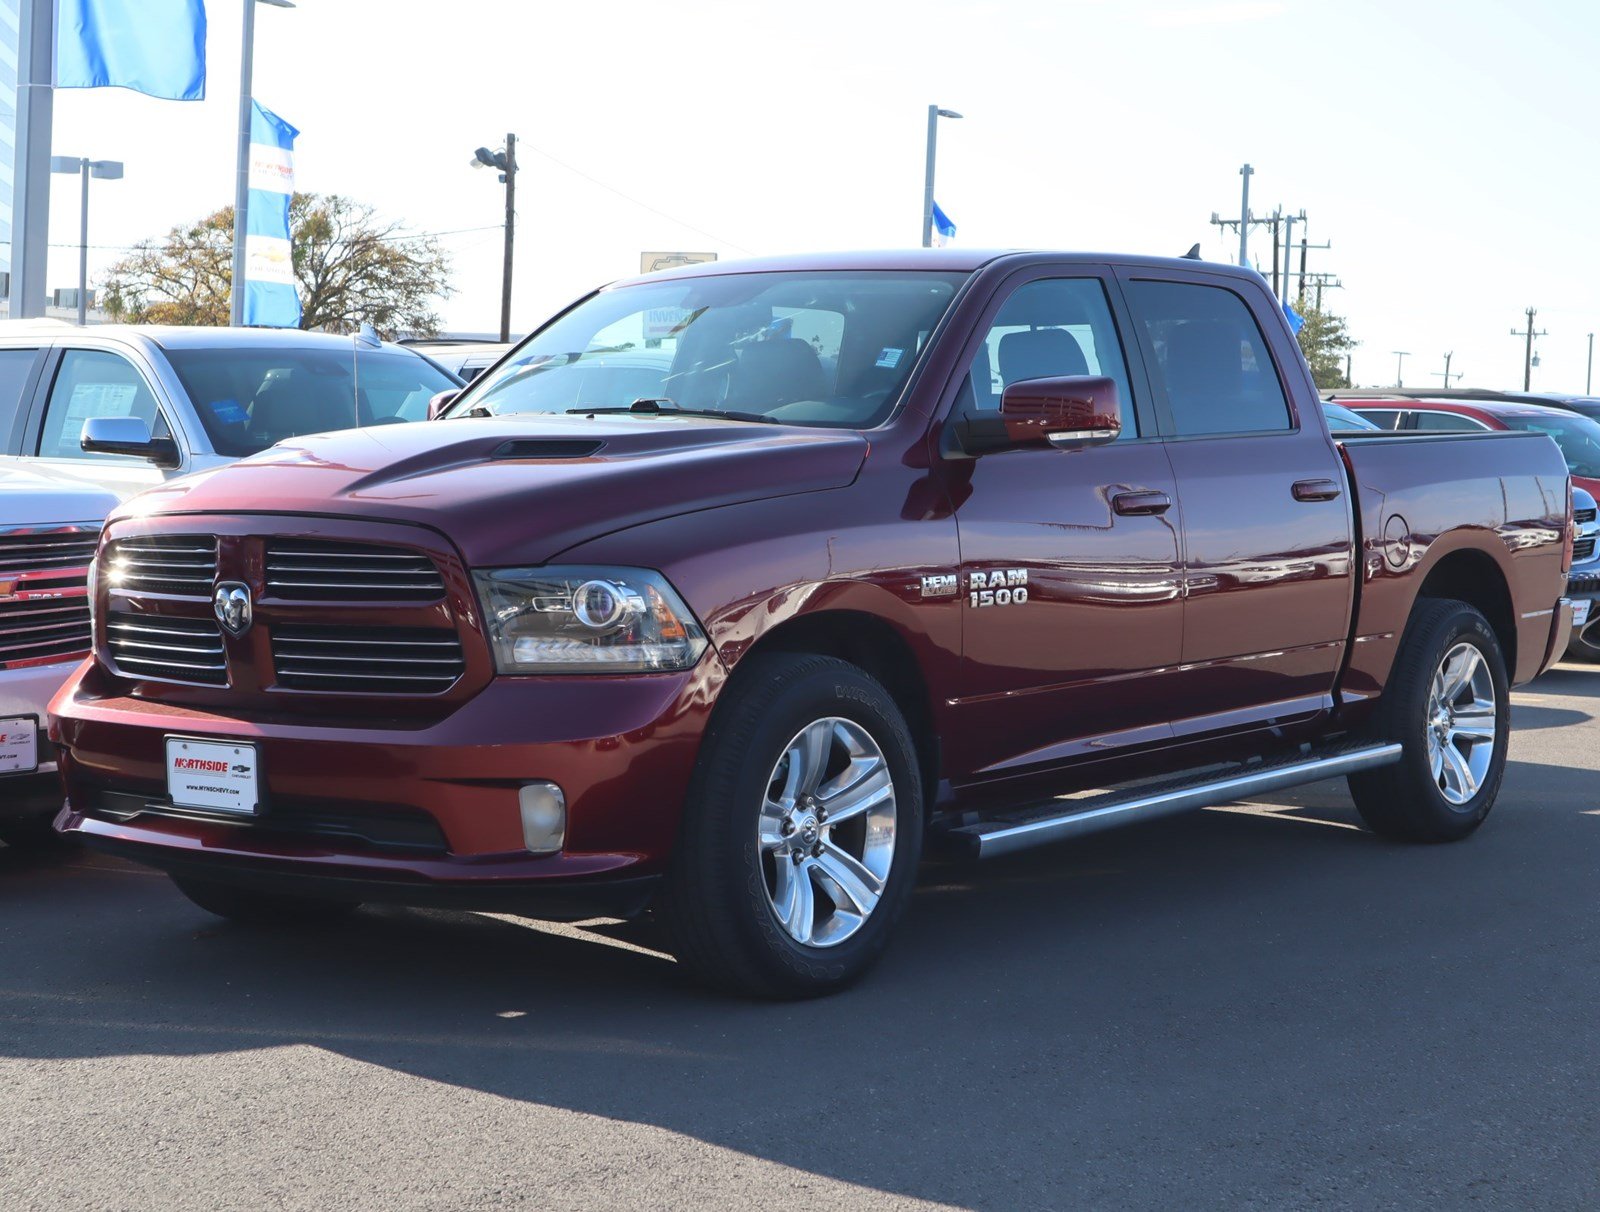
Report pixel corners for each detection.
[661,653,924,999]
[1348,599,1509,842]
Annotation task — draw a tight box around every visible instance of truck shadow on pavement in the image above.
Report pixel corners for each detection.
[4,749,1600,1208]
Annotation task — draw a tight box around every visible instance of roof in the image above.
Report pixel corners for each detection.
[1348,396,1579,421]
[608,248,1268,289]
[0,319,423,356]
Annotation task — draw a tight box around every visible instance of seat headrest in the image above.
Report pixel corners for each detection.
[997,328,1089,386]
[724,338,827,408]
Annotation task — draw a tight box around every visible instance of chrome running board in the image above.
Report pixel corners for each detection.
[949,743,1403,860]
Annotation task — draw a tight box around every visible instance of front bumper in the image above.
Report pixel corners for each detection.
[1,659,82,824]
[51,658,720,911]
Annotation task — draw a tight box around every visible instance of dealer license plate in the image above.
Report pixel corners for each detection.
[0,716,38,775]
[165,737,260,815]
[1574,600,1592,627]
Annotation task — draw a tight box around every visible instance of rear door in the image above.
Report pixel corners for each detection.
[1118,268,1355,735]
[945,267,1185,780]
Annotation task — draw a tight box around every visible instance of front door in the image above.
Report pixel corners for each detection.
[1118,269,1355,735]
[945,272,1185,782]
[26,347,175,500]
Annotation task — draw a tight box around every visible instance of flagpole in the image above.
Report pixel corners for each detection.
[232,0,295,327]
[8,0,56,319]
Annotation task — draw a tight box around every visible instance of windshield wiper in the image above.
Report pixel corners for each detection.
[564,397,771,424]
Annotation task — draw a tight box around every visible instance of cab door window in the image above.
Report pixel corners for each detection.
[36,349,169,460]
[957,278,1137,437]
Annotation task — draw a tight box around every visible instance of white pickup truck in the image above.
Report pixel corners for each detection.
[0,466,116,846]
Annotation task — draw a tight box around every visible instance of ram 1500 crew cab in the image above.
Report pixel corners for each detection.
[51,251,1572,996]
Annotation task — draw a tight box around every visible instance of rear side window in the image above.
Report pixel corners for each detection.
[1414,411,1487,432]
[1125,280,1292,436]
[0,348,41,449]
[1355,409,1401,430]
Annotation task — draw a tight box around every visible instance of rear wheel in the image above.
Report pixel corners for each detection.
[171,874,360,926]
[1348,599,1509,842]
[661,653,924,999]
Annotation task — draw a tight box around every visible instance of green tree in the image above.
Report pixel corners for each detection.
[101,193,452,338]
[1294,302,1357,390]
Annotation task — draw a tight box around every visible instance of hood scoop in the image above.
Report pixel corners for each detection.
[492,438,605,460]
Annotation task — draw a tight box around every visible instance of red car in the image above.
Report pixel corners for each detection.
[1346,397,1600,498]
[51,252,1572,997]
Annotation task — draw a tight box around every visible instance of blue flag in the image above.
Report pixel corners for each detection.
[1282,299,1305,334]
[56,0,207,101]
[242,102,301,328]
[931,201,956,247]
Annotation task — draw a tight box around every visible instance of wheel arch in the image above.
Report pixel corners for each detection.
[1414,546,1517,675]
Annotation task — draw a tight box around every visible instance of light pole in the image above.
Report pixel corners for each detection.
[922,105,962,248]
[1588,333,1594,395]
[472,136,518,343]
[49,156,123,325]
[1392,350,1410,387]
[231,0,296,327]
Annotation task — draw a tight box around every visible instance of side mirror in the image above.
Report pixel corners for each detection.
[1000,376,1122,448]
[427,390,460,420]
[80,416,181,469]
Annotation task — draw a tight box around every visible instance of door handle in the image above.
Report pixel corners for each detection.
[1292,478,1343,502]
[1112,490,1172,517]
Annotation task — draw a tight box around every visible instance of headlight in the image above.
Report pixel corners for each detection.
[473,566,709,674]
[85,552,99,639]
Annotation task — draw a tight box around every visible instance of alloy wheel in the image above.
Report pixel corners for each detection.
[1425,641,1498,806]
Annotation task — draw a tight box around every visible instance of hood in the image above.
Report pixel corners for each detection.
[111,415,869,565]
[0,464,119,527]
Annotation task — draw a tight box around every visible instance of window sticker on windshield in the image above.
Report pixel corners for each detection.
[208,399,248,425]
[875,348,903,369]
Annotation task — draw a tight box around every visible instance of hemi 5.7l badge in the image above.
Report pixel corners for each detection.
[920,574,959,598]
[970,568,1028,607]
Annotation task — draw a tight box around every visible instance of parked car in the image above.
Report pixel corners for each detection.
[51,251,1571,997]
[1566,486,1600,661]
[1321,400,1381,433]
[0,466,116,847]
[1344,397,1600,498]
[0,324,462,500]
[401,340,515,383]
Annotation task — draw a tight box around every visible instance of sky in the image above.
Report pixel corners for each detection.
[37,0,1600,391]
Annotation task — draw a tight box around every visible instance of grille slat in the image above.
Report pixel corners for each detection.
[106,613,227,684]
[0,529,96,668]
[106,536,218,598]
[1577,508,1597,525]
[273,624,464,694]
[1575,538,1596,561]
[264,540,444,602]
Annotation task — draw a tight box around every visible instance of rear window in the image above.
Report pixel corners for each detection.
[165,346,457,457]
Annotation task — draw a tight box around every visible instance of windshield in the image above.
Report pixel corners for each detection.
[167,346,458,458]
[1499,412,1600,478]
[448,270,968,428]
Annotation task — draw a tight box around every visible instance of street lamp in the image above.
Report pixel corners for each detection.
[922,105,962,248]
[50,156,123,326]
[471,135,518,343]
[231,0,296,327]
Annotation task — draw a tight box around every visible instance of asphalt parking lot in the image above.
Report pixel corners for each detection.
[4,664,1599,1211]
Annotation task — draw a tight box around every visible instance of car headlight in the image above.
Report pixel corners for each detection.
[85,552,99,639]
[473,566,708,674]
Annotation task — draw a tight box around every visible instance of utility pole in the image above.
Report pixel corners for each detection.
[1431,352,1460,389]
[1393,351,1411,387]
[1588,333,1594,395]
[1303,272,1342,310]
[1345,353,1353,387]
[1510,307,1547,391]
[500,132,516,344]
[1269,210,1280,296]
[1237,164,1253,267]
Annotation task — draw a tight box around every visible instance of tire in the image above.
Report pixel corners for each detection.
[171,874,361,926]
[0,814,71,850]
[1348,598,1509,842]
[661,653,924,999]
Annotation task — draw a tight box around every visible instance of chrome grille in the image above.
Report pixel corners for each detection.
[0,530,99,575]
[106,536,218,598]
[1575,537,1596,562]
[0,598,92,665]
[106,613,227,685]
[271,624,464,694]
[1577,507,1597,525]
[264,540,445,601]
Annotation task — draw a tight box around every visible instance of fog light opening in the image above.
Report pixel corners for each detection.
[519,782,567,854]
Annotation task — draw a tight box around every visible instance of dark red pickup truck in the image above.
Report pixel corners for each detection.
[51,251,1573,997]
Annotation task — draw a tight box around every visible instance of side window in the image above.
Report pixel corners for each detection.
[1124,280,1292,436]
[958,278,1137,438]
[1356,409,1401,430]
[1414,411,1486,432]
[0,348,42,450]
[37,349,168,461]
